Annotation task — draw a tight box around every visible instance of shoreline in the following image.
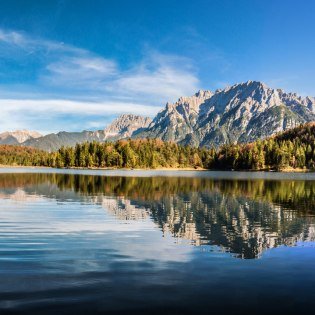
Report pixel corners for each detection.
[0,165,313,173]
[0,165,207,171]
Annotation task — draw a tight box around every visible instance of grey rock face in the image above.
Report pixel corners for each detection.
[104,114,152,141]
[4,81,315,151]
[136,90,213,142]
[0,130,42,145]
[141,81,315,147]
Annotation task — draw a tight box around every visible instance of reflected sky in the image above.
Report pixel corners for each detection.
[0,170,315,315]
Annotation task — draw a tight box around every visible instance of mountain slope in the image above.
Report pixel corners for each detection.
[136,90,212,143]
[195,81,314,146]
[22,131,106,152]
[214,122,315,170]
[21,114,152,151]
[104,114,152,141]
[142,81,315,147]
[0,130,42,145]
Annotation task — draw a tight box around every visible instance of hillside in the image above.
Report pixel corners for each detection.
[214,123,315,170]
[21,130,106,152]
[0,130,42,145]
[22,114,151,151]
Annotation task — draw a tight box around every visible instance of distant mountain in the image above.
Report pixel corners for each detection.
[0,130,42,145]
[137,81,315,147]
[4,81,315,151]
[21,114,152,151]
[21,130,106,152]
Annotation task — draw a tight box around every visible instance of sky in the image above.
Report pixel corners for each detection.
[0,0,315,134]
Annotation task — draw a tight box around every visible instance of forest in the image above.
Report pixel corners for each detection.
[0,123,315,171]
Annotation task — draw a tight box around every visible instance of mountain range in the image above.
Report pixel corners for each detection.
[2,81,315,151]
[0,130,42,145]
[15,114,151,151]
[136,81,315,147]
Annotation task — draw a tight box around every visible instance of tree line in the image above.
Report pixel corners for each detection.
[0,145,50,166]
[215,123,315,170]
[51,138,212,169]
[1,123,315,170]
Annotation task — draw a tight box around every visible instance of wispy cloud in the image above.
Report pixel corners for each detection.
[0,29,83,53]
[0,29,27,46]
[0,99,159,134]
[0,29,200,133]
[114,66,198,99]
[44,56,118,88]
[0,99,158,115]
[111,53,199,100]
[0,29,199,100]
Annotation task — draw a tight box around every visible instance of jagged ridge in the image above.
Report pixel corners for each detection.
[138,80,315,147]
[2,81,314,151]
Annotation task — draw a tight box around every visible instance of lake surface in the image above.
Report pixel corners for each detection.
[0,168,315,315]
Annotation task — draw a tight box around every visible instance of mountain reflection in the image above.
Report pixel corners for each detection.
[0,173,314,259]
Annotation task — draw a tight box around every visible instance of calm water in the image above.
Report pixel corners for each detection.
[0,168,315,315]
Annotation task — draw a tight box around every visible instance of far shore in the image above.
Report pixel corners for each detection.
[0,165,206,171]
[0,165,313,173]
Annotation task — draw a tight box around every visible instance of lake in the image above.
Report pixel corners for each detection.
[0,168,315,315]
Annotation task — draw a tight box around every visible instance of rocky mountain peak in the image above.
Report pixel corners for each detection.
[104,114,152,140]
[8,81,315,152]
[194,89,213,98]
[228,80,269,96]
[0,129,42,145]
[201,81,281,116]
[174,90,213,111]
[139,90,214,143]
[245,80,267,87]
[134,81,315,148]
[194,81,315,146]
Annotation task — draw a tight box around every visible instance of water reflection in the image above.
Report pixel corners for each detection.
[0,173,314,259]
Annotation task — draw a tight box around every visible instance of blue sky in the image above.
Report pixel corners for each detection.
[0,0,314,134]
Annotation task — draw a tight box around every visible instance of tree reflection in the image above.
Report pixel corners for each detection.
[0,173,314,258]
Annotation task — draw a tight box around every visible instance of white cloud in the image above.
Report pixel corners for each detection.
[41,49,199,102]
[0,28,199,100]
[108,51,199,101]
[0,29,201,133]
[0,29,26,46]
[0,99,159,134]
[0,29,83,54]
[0,99,158,115]
[113,65,199,100]
[44,56,118,88]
